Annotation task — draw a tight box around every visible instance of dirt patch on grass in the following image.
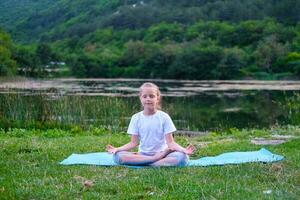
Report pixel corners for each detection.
[251,134,298,145]
[251,138,287,145]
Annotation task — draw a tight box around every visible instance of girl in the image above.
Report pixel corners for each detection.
[106,82,194,166]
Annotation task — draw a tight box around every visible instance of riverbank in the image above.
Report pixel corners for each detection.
[0,126,299,199]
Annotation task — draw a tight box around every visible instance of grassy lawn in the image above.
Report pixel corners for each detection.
[0,126,299,199]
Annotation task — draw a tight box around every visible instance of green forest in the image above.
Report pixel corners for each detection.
[0,0,300,79]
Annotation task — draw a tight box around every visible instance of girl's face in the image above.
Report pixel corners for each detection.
[139,87,160,113]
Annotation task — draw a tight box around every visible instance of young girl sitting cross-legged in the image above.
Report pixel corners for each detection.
[106,82,194,167]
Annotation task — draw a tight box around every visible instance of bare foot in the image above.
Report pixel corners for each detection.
[153,148,174,160]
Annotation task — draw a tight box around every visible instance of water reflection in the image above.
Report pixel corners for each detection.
[1,78,300,97]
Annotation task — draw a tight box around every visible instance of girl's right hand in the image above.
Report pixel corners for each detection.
[106,144,118,154]
[184,144,195,155]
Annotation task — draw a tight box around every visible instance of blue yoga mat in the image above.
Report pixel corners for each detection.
[60,148,283,167]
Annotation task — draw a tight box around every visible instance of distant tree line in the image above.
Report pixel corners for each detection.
[58,19,300,79]
[0,28,63,77]
[3,18,300,79]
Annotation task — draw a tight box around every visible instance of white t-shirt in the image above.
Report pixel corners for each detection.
[127,110,177,154]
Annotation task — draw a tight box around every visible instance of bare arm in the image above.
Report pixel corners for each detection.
[106,134,139,154]
[165,133,194,155]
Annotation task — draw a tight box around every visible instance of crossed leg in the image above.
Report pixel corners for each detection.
[114,150,188,167]
[150,151,188,167]
[114,149,172,166]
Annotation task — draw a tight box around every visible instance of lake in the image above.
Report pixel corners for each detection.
[0,78,300,131]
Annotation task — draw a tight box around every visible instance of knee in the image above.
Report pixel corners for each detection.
[174,152,189,166]
[113,151,127,165]
[113,151,133,165]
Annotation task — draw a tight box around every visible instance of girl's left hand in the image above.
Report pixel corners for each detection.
[184,144,195,155]
[106,144,117,154]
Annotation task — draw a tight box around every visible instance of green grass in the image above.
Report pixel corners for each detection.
[0,126,299,199]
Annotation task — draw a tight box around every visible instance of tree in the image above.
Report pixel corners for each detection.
[253,35,289,73]
[144,22,184,42]
[269,0,300,25]
[216,47,248,79]
[67,54,87,78]
[186,21,235,46]
[291,25,300,51]
[119,40,147,67]
[142,44,181,78]
[35,43,54,65]
[67,53,109,78]
[232,20,266,46]
[0,29,16,76]
[12,45,37,76]
[92,28,114,44]
[285,52,300,76]
[169,44,223,79]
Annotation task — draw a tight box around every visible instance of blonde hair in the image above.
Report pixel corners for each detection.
[139,82,162,110]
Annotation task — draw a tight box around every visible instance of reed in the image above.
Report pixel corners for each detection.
[0,91,299,131]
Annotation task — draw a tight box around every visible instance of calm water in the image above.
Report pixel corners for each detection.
[0,78,300,131]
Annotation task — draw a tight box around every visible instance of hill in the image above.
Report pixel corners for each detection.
[0,0,299,42]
